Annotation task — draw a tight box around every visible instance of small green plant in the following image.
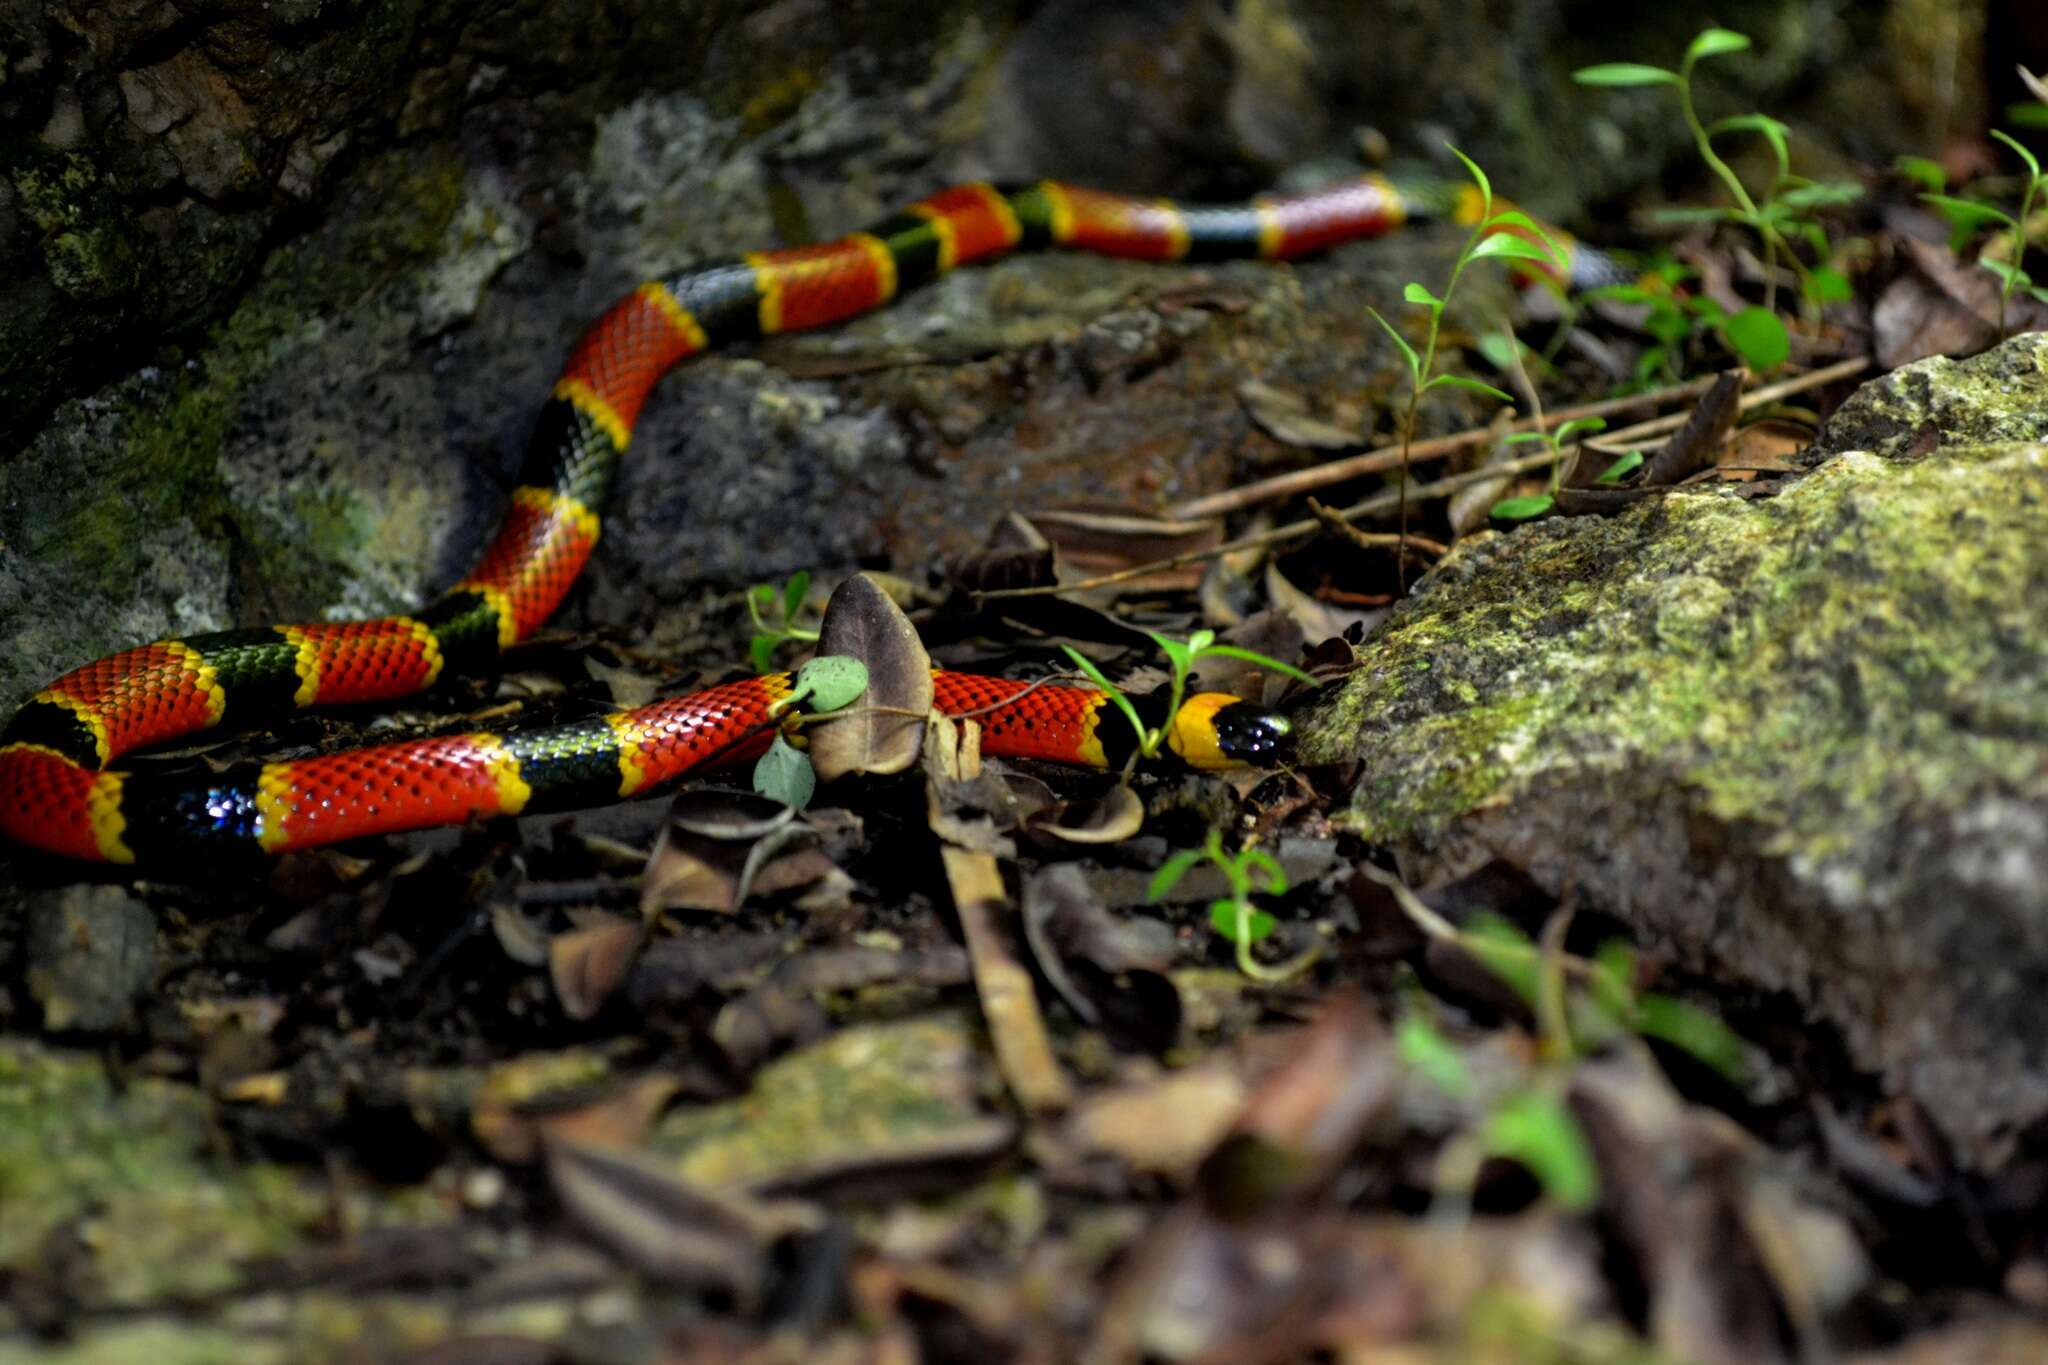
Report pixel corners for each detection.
[1922,130,2048,339]
[1368,865,1754,1215]
[1059,629,1313,765]
[1368,147,1568,566]
[1150,828,1316,981]
[750,654,869,808]
[1488,415,1610,521]
[1396,1007,1600,1213]
[745,570,819,673]
[1575,28,1862,365]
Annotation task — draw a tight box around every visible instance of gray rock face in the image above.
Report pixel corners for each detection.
[1300,338,2048,1165]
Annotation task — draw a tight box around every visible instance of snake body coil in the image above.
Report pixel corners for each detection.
[1,176,1599,863]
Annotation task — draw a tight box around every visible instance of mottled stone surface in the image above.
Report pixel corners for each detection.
[1300,338,2048,1164]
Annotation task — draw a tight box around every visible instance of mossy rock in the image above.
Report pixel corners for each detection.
[1298,337,2048,1165]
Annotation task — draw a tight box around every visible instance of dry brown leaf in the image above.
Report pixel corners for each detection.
[544,1136,817,1303]
[550,916,646,1021]
[809,571,932,781]
[1021,781,1146,845]
[1022,507,1222,594]
[1238,379,1368,449]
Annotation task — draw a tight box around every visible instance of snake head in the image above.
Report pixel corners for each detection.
[1167,692,1294,770]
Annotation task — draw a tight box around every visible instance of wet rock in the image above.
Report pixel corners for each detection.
[1299,335,2048,1165]
[26,884,158,1033]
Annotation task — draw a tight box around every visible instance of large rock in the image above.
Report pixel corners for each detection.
[1299,336,2048,1165]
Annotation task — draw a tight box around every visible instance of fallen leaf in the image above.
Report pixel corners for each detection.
[809,572,932,780]
[550,916,646,1021]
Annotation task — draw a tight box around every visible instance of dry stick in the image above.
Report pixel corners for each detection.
[1168,371,1728,521]
[1581,354,1869,455]
[976,355,1872,603]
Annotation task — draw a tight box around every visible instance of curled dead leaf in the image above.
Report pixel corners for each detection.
[809,572,932,781]
[549,916,647,1021]
[1022,782,1146,845]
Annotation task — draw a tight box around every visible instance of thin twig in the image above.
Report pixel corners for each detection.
[1306,499,1450,558]
[1581,355,1868,455]
[975,355,1869,603]
[1168,372,1729,521]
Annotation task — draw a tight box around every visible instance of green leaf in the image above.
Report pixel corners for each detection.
[1588,940,1640,1020]
[1573,62,1681,87]
[752,733,816,809]
[781,569,811,621]
[1634,993,1751,1082]
[1403,281,1443,308]
[1685,27,1752,65]
[1192,644,1317,687]
[1366,305,1422,384]
[1804,265,1852,305]
[1239,847,1288,896]
[1148,631,1197,683]
[1992,127,2044,180]
[1469,232,1563,269]
[1721,306,1790,370]
[1775,179,1864,211]
[1484,210,1568,264]
[793,654,868,713]
[1425,373,1516,405]
[1583,283,1651,305]
[1980,258,2034,294]
[1920,193,2015,228]
[1503,431,1549,446]
[749,633,780,675]
[1463,915,1542,1005]
[2006,102,2048,130]
[1062,646,1150,751]
[2026,284,2048,306]
[1595,450,1644,484]
[1476,330,1522,372]
[1709,113,1789,179]
[1185,628,1216,654]
[1490,493,1556,521]
[1396,1013,1470,1098]
[1147,848,1207,902]
[1893,155,1946,191]
[1648,204,1745,227]
[1209,899,1276,944]
[1484,1090,1600,1211]
[1553,416,1608,444]
[1447,144,1492,218]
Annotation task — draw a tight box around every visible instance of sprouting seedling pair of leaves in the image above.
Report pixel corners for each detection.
[1395,1009,1601,1213]
[1575,27,1862,363]
[1060,629,1314,765]
[1922,128,2048,342]
[1365,147,1569,568]
[746,570,820,673]
[1149,828,1315,981]
[750,653,868,809]
[1488,416,1620,522]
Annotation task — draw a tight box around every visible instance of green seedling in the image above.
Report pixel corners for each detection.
[1367,146,1568,571]
[746,570,820,673]
[1397,1007,1599,1213]
[1923,129,2048,340]
[750,654,869,809]
[1489,415,1609,521]
[1060,628,1313,765]
[1149,828,1315,981]
[1576,28,1863,361]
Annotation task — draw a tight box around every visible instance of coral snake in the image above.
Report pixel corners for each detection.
[1,176,1616,864]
